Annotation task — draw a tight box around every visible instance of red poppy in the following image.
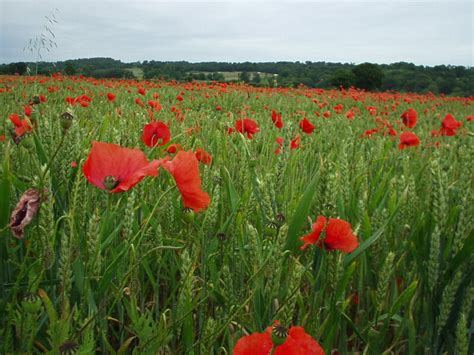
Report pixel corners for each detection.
[299,117,315,134]
[148,100,162,112]
[440,113,462,136]
[323,111,331,118]
[300,216,358,253]
[9,114,33,138]
[135,98,145,107]
[195,148,212,165]
[24,105,33,117]
[142,121,171,148]
[176,95,184,101]
[138,87,146,95]
[346,110,355,120]
[0,134,5,142]
[216,105,222,111]
[83,141,163,193]
[271,110,283,129]
[166,143,183,154]
[162,150,211,212]
[290,135,300,150]
[107,93,116,102]
[467,115,474,122]
[233,322,324,355]
[235,119,260,139]
[401,108,417,128]
[398,131,420,149]
[39,95,47,102]
[275,136,284,155]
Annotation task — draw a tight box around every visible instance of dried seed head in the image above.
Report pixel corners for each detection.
[10,189,41,239]
[216,232,227,241]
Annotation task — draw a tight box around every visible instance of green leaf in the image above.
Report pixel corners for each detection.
[389,280,418,318]
[284,173,318,252]
[0,144,11,230]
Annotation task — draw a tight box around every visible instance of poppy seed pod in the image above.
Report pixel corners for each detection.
[60,111,74,131]
[182,207,195,223]
[271,323,289,346]
[21,293,42,314]
[103,176,119,190]
[265,221,278,237]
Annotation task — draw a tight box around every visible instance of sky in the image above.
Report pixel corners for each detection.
[0,0,473,66]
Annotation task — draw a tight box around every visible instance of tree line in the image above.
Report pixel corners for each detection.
[1,58,473,96]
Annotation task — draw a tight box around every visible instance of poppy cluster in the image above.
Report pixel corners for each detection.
[82,141,210,212]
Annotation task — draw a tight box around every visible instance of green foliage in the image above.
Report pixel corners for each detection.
[353,62,384,91]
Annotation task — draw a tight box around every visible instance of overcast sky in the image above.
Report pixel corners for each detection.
[0,0,472,66]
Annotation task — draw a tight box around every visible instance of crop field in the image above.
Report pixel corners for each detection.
[0,74,473,354]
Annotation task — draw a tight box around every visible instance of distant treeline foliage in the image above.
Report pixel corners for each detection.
[1,57,473,96]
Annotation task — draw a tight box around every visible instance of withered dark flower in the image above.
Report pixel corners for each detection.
[10,189,41,239]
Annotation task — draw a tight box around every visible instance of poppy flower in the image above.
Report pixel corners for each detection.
[290,135,300,150]
[401,108,417,128]
[300,216,358,253]
[271,110,283,129]
[299,117,315,134]
[216,105,222,111]
[142,121,171,147]
[233,321,324,355]
[166,143,183,154]
[235,119,260,139]
[107,93,116,102]
[10,189,42,239]
[162,150,211,212]
[9,114,33,138]
[148,100,162,112]
[275,137,284,155]
[440,113,462,136]
[138,87,146,95]
[135,98,145,107]
[24,105,33,117]
[346,110,355,120]
[83,141,163,193]
[467,115,474,122]
[398,131,420,149]
[195,148,212,165]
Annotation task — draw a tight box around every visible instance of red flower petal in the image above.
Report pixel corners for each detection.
[142,121,171,147]
[300,216,327,250]
[233,332,273,355]
[324,218,359,253]
[163,150,211,212]
[83,141,162,193]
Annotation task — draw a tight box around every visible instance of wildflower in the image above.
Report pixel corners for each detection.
[142,121,171,148]
[299,117,315,134]
[9,114,33,138]
[398,131,420,149]
[148,100,162,112]
[300,216,359,253]
[233,321,324,355]
[290,135,301,150]
[275,136,284,155]
[195,148,212,165]
[162,150,211,212]
[440,113,462,136]
[235,119,260,139]
[401,108,417,128]
[107,93,116,102]
[138,87,146,95]
[10,189,42,239]
[271,110,283,129]
[166,143,183,154]
[83,141,163,193]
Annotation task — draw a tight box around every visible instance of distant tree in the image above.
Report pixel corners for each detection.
[330,69,356,89]
[64,62,76,75]
[238,71,250,83]
[251,72,261,84]
[352,63,384,91]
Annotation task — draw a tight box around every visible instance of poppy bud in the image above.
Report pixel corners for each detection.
[271,323,289,346]
[60,111,74,131]
[103,176,119,190]
[265,221,278,237]
[21,293,42,314]
[182,207,195,223]
[20,134,34,150]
